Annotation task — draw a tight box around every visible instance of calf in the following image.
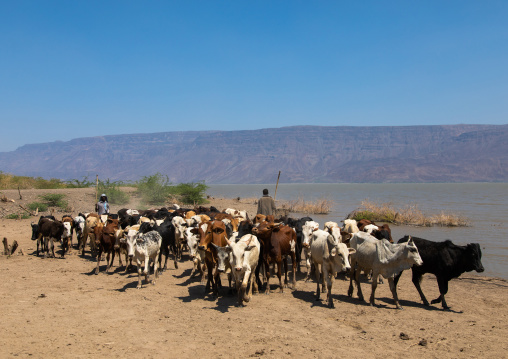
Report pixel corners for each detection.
[185,227,206,281]
[80,213,100,256]
[227,234,261,306]
[36,217,70,258]
[310,229,355,308]
[125,231,162,289]
[95,218,119,274]
[348,232,423,309]
[253,222,297,294]
[394,236,484,309]
[301,221,320,281]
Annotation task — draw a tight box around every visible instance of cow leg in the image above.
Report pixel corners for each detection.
[354,266,364,302]
[369,273,379,306]
[410,271,429,306]
[388,277,402,309]
[431,277,450,310]
[348,263,357,297]
[314,261,321,301]
[95,247,102,274]
[295,240,302,273]
[304,249,311,282]
[43,237,50,258]
[324,266,334,308]
[136,259,143,289]
[291,253,297,290]
[265,261,272,294]
[204,258,214,294]
[283,257,288,288]
[107,251,114,273]
[144,257,150,285]
[153,252,160,284]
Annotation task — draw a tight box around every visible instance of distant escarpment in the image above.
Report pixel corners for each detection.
[0,125,507,183]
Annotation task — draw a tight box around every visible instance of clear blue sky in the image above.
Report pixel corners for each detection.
[1,1,507,152]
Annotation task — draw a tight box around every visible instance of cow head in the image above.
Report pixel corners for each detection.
[124,228,139,257]
[30,223,39,241]
[211,242,231,273]
[302,221,319,248]
[227,235,256,272]
[467,243,484,273]
[185,227,201,260]
[405,237,423,267]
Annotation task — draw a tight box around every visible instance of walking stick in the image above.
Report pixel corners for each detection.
[274,171,281,201]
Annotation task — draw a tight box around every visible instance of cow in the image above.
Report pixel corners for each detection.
[125,230,162,289]
[35,217,70,258]
[73,214,86,250]
[184,227,206,281]
[343,219,359,234]
[290,216,313,273]
[94,218,119,274]
[310,229,355,308]
[301,221,320,281]
[80,213,101,256]
[226,234,261,306]
[171,216,187,260]
[61,215,74,254]
[252,222,297,294]
[197,220,230,298]
[119,224,141,272]
[347,232,423,309]
[394,236,484,309]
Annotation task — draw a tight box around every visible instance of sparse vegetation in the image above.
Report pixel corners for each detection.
[135,173,209,206]
[97,179,130,205]
[39,194,68,209]
[0,172,67,189]
[27,201,48,212]
[280,197,334,215]
[5,213,30,220]
[348,200,470,227]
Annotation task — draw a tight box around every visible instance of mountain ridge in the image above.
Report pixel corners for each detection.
[1,124,507,183]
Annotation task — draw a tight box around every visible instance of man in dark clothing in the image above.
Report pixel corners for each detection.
[257,189,276,216]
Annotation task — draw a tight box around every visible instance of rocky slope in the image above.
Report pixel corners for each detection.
[1,124,507,183]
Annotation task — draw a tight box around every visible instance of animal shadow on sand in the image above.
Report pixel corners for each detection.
[377,296,463,313]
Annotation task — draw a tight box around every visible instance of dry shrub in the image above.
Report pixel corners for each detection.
[280,197,333,215]
[349,200,469,227]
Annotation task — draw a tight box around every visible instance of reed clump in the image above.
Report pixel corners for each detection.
[348,200,470,227]
[280,197,334,215]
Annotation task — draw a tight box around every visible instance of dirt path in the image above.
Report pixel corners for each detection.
[0,188,507,358]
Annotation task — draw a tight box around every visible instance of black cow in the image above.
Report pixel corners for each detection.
[36,217,69,257]
[286,216,313,273]
[139,219,178,273]
[394,235,484,309]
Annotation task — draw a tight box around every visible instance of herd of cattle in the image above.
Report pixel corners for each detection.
[29,205,485,310]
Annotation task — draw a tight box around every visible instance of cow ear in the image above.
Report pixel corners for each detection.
[348,248,356,255]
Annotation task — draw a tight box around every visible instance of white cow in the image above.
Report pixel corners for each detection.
[348,232,423,309]
[125,230,162,289]
[301,221,320,281]
[172,216,187,259]
[310,229,356,308]
[323,221,342,244]
[227,234,261,306]
[363,224,379,234]
[184,227,206,282]
[343,219,359,234]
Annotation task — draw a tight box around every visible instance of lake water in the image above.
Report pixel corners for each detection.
[207,183,508,280]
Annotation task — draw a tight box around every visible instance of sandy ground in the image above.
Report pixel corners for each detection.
[0,188,507,358]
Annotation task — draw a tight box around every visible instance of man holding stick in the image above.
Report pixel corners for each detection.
[257,189,276,216]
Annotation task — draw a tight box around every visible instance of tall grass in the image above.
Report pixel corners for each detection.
[348,200,470,227]
[135,174,209,206]
[280,197,334,215]
[0,172,67,189]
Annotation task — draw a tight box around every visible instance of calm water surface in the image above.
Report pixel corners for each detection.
[207,183,508,280]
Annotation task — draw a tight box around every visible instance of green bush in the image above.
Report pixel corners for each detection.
[98,179,130,205]
[39,194,68,208]
[136,173,172,205]
[27,202,48,212]
[174,182,209,205]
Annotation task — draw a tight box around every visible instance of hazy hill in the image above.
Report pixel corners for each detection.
[1,124,507,183]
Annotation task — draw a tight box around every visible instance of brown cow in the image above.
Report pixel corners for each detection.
[81,213,100,256]
[252,221,297,293]
[95,218,118,274]
[197,220,230,298]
